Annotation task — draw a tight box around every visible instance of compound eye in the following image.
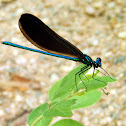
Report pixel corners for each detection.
[99,58,101,62]
[97,57,101,62]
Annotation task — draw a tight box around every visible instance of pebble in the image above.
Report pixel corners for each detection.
[118,31,126,39]
[42,18,50,24]
[0,109,4,116]
[102,104,108,108]
[3,92,13,97]
[117,121,123,126]
[93,2,103,9]
[61,65,74,72]
[0,17,4,22]
[10,103,15,109]
[8,67,18,73]
[13,50,19,55]
[118,73,123,78]
[0,0,15,3]
[110,89,117,95]
[40,82,45,86]
[104,117,112,123]
[82,49,89,55]
[15,95,23,102]
[123,8,126,12]
[30,58,36,64]
[113,56,125,64]
[5,108,11,113]
[0,100,3,104]
[50,73,59,82]
[11,37,20,43]
[85,6,95,16]
[121,41,126,50]
[83,117,88,122]
[25,99,34,109]
[105,52,112,57]
[16,56,27,64]
[117,0,123,4]
[92,39,99,46]
[123,71,126,75]
[16,8,24,15]
[108,2,115,9]
[39,56,46,61]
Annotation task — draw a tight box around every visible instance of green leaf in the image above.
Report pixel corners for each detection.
[49,78,72,104]
[31,117,52,126]
[49,78,63,102]
[28,103,52,126]
[27,63,117,126]
[77,75,117,92]
[43,100,76,117]
[70,90,102,110]
[50,64,89,100]
[49,64,117,103]
[52,119,84,126]
[27,100,76,125]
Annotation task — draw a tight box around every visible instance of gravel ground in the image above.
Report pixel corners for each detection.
[0,0,126,126]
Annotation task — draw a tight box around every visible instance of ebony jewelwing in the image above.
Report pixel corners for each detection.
[1,13,110,91]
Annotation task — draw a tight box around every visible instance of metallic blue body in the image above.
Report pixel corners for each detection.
[2,41,102,68]
[2,41,79,61]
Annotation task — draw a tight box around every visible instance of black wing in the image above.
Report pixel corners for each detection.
[19,13,84,58]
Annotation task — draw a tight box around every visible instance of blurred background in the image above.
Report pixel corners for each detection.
[0,0,125,126]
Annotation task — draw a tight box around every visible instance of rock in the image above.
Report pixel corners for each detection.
[113,56,125,64]
[118,31,126,39]
[85,6,95,16]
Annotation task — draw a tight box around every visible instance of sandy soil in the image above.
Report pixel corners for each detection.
[0,0,125,126]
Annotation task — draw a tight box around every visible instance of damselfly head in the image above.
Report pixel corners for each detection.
[95,57,102,68]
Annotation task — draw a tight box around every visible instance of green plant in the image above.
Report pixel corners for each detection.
[27,64,117,126]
